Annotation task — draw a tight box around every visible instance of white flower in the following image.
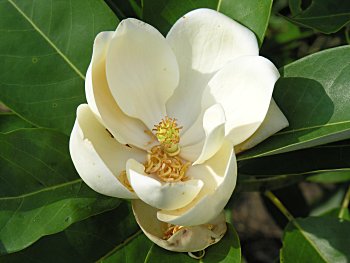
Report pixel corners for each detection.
[69,8,288,252]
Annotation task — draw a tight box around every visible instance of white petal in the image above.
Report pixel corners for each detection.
[157,140,237,226]
[106,18,179,130]
[235,98,289,153]
[203,55,280,145]
[69,104,145,199]
[166,8,259,132]
[85,31,152,150]
[132,200,227,252]
[126,159,204,210]
[180,104,226,164]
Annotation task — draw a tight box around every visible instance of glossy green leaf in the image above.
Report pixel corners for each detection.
[281,217,350,262]
[239,143,350,177]
[142,0,272,46]
[239,46,350,160]
[0,129,120,254]
[1,202,138,262]
[321,208,350,221]
[99,232,152,263]
[105,0,142,19]
[0,113,34,133]
[286,0,350,34]
[237,173,306,192]
[0,0,118,135]
[237,142,350,191]
[100,224,241,263]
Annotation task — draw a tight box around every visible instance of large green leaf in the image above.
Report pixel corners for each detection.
[286,0,350,34]
[0,0,118,135]
[239,46,350,160]
[0,113,34,133]
[1,202,138,262]
[239,143,350,177]
[99,224,241,263]
[0,129,120,254]
[281,217,350,262]
[142,0,272,46]
[237,142,350,191]
[99,231,152,263]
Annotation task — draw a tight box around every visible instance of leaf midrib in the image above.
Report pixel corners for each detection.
[0,178,82,201]
[8,0,86,80]
[274,120,350,136]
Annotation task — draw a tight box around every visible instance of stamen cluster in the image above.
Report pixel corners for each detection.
[153,116,182,154]
[144,145,190,182]
[117,170,134,192]
[163,224,184,239]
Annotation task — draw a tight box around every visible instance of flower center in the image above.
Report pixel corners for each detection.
[153,116,182,156]
[143,116,191,182]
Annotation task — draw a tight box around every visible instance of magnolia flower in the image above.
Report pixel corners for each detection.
[69,9,288,252]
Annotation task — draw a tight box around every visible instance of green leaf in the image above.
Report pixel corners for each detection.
[237,142,350,191]
[142,0,272,46]
[237,173,306,192]
[99,232,152,263]
[239,46,350,160]
[0,113,34,133]
[1,202,138,262]
[0,0,118,135]
[105,0,142,19]
[321,208,350,221]
[281,217,350,262]
[286,0,350,34]
[239,143,350,177]
[100,224,241,262]
[0,129,120,254]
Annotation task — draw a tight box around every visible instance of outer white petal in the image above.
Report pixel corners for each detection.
[85,31,151,150]
[157,140,237,226]
[181,104,226,164]
[69,104,145,199]
[166,8,259,132]
[235,99,289,153]
[126,159,204,210]
[203,55,280,146]
[132,200,227,252]
[106,18,179,130]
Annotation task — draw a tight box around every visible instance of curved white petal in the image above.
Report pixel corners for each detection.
[69,104,145,199]
[106,18,179,130]
[203,55,280,146]
[85,31,152,150]
[166,8,259,132]
[235,98,289,153]
[132,200,227,252]
[181,104,226,164]
[157,140,237,226]
[126,159,204,210]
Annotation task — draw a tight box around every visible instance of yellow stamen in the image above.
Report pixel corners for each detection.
[163,224,185,240]
[117,170,134,192]
[153,116,182,154]
[144,145,190,182]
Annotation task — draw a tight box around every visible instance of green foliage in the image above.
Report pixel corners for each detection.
[287,0,350,33]
[1,202,138,262]
[0,113,34,133]
[0,129,120,254]
[0,0,118,135]
[281,217,350,262]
